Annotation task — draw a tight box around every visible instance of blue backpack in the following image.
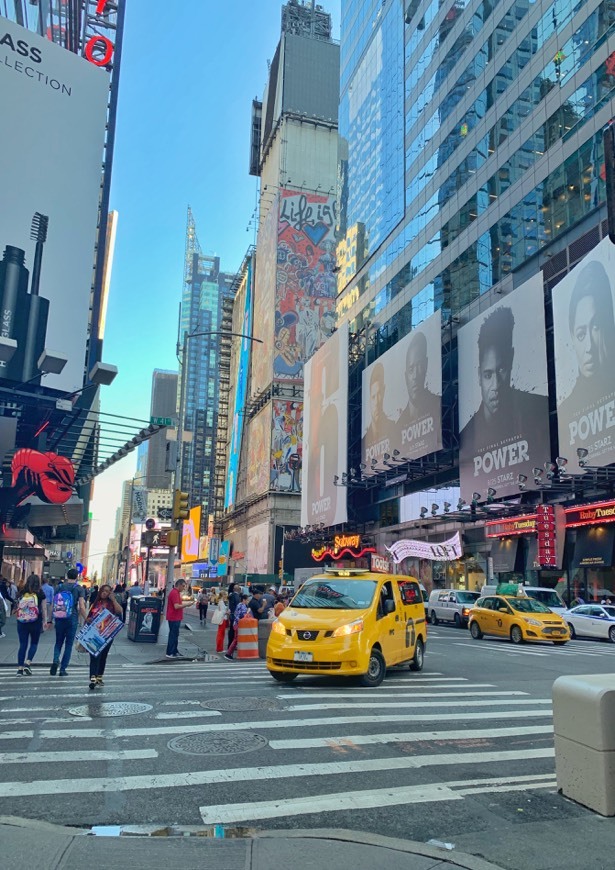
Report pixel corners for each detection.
[52,583,79,620]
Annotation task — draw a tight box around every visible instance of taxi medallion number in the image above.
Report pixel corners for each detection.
[294,651,313,663]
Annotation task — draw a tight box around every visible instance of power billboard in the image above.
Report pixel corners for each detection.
[458,274,550,499]
[0,18,109,392]
[553,237,615,473]
[362,310,442,469]
[301,323,348,528]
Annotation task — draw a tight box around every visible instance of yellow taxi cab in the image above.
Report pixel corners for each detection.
[266,568,427,687]
[468,594,570,645]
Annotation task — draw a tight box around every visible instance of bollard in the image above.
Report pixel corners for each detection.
[553,674,615,816]
[236,616,259,660]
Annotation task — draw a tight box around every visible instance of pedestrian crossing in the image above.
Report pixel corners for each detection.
[429,629,615,657]
[0,659,558,829]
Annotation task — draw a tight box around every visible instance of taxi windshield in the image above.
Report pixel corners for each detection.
[292,579,377,610]
[508,597,551,614]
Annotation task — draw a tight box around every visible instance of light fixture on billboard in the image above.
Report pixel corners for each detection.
[393,450,401,459]
[457,498,466,510]
[472,492,481,504]
[544,461,557,480]
[370,458,378,469]
[431,503,439,516]
[487,488,497,502]
[37,349,68,375]
[89,361,118,386]
[333,475,340,486]
[443,502,451,513]
[420,507,428,519]
[556,457,568,468]
[577,447,589,468]
[0,337,17,364]
[359,462,367,470]
[517,473,528,491]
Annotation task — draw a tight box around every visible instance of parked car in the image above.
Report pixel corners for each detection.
[563,604,615,642]
[468,595,569,644]
[266,568,427,687]
[428,589,480,627]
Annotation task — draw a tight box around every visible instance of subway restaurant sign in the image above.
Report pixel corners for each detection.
[311,533,376,562]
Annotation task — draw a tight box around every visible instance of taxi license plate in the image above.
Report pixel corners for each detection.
[294,651,313,663]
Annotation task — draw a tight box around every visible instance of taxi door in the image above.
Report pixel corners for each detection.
[396,579,424,663]
[490,597,512,637]
[375,579,403,665]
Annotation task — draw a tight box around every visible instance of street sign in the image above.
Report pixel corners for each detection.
[150,416,175,427]
[157,507,173,521]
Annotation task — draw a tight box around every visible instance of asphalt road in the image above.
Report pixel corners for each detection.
[2,623,615,869]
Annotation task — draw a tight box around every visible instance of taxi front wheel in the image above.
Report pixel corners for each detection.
[510,625,524,644]
[470,621,482,640]
[269,671,298,682]
[359,648,386,687]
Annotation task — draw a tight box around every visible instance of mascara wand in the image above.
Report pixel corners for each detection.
[30,212,49,296]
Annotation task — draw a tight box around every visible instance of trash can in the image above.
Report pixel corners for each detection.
[258,620,273,658]
[127,596,163,643]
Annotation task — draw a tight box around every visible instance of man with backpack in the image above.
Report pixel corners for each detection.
[50,568,87,676]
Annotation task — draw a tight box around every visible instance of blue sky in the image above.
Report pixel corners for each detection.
[89,0,341,573]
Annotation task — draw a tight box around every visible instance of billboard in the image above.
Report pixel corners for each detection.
[275,190,338,380]
[251,196,278,397]
[181,506,201,563]
[362,310,442,469]
[271,400,303,492]
[0,18,109,392]
[301,323,349,528]
[247,522,269,574]
[458,273,550,499]
[224,259,253,510]
[246,405,270,497]
[553,237,615,473]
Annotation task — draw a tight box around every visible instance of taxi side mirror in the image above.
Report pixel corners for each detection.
[384,599,396,614]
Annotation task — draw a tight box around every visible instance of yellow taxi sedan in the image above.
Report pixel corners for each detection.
[468,595,569,645]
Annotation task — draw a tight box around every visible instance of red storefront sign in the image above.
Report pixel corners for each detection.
[536,504,556,567]
[485,516,537,537]
[565,500,615,528]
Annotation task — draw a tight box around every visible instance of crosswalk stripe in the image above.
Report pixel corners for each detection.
[268,723,554,749]
[285,698,550,711]
[0,707,553,742]
[0,747,555,799]
[0,749,158,764]
[274,689,522,700]
[198,773,558,824]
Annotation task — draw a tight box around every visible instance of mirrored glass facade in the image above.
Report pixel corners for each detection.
[338,0,615,336]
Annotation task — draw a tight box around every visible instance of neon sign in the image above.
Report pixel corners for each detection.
[311,534,376,562]
[84,0,117,68]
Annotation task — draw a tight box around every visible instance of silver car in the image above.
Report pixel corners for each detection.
[428,589,480,628]
[563,604,615,643]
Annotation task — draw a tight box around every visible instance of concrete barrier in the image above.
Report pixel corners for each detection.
[553,674,615,816]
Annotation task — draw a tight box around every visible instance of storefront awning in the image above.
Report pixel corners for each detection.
[572,526,615,569]
[491,537,519,572]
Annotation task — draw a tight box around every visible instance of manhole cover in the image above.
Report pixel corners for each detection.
[202,696,285,712]
[168,731,269,756]
[67,702,153,718]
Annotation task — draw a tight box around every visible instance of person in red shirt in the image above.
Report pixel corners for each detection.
[166,579,193,658]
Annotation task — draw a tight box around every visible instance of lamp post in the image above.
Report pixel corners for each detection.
[164,329,262,597]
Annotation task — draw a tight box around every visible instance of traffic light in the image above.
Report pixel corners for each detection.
[172,489,190,521]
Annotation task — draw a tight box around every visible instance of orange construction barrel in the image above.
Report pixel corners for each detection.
[236,616,259,660]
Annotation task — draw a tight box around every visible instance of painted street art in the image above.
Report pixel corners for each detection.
[271,400,303,492]
[246,405,270,497]
[251,195,278,397]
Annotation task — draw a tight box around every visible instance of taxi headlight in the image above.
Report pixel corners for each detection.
[331,619,364,638]
[271,620,286,635]
[524,617,542,627]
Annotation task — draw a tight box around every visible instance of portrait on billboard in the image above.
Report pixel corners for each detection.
[458,274,550,499]
[0,19,108,392]
[553,237,615,473]
[271,400,303,492]
[246,405,270,497]
[361,310,442,469]
[247,522,269,575]
[301,323,349,528]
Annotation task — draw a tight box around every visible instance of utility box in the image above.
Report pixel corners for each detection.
[553,674,615,816]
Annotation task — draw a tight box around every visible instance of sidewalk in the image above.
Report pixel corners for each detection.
[1,816,502,870]
[0,606,218,668]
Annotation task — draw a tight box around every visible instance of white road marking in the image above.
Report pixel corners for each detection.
[268,723,554,749]
[275,690,525,700]
[0,708,552,742]
[0,748,158,764]
[286,698,551,712]
[198,773,558,824]
[0,748,554,798]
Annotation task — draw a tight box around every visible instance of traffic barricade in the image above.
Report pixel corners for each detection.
[236,615,259,660]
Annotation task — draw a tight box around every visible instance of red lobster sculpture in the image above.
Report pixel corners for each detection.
[10,449,75,507]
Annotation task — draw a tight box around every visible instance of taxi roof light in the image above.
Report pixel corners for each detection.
[323,568,369,576]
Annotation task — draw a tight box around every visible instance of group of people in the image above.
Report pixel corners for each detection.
[203,583,292,660]
[0,569,123,688]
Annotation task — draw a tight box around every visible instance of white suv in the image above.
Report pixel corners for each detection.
[428,589,481,627]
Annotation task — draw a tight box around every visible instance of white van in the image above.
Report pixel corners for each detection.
[520,586,567,615]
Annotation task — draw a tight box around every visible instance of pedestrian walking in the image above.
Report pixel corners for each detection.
[0,588,8,638]
[223,593,249,660]
[9,579,18,615]
[50,568,87,677]
[165,579,194,658]
[212,591,229,652]
[16,574,49,676]
[197,587,209,625]
[114,580,128,622]
[226,582,241,648]
[85,584,123,690]
[41,577,54,611]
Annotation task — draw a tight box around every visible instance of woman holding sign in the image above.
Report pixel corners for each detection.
[85,584,122,690]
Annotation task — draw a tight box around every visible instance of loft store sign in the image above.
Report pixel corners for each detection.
[84,0,117,67]
[386,532,463,564]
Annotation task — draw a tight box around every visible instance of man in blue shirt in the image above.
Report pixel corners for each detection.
[50,568,87,676]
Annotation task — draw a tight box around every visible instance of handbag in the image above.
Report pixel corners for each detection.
[211,608,226,626]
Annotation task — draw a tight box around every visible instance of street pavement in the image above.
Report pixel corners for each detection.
[1,614,615,869]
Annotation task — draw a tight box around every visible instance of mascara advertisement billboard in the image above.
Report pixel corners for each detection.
[0,18,108,392]
[458,273,550,499]
[553,237,615,473]
[301,323,349,528]
[362,310,442,469]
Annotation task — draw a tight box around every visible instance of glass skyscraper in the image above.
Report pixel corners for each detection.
[338,0,615,335]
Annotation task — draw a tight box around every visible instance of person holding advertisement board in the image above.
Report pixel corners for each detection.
[363,362,397,465]
[397,330,441,455]
[460,305,549,495]
[557,258,615,462]
[85,584,122,690]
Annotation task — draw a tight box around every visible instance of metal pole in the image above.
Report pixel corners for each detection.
[164,329,188,602]
[124,477,134,585]
[144,546,151,591]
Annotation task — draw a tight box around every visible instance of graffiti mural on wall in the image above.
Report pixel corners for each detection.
[246,405,270,497]
[251,196,278,397]
[275,190,338,380]
[271,400,303,492]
